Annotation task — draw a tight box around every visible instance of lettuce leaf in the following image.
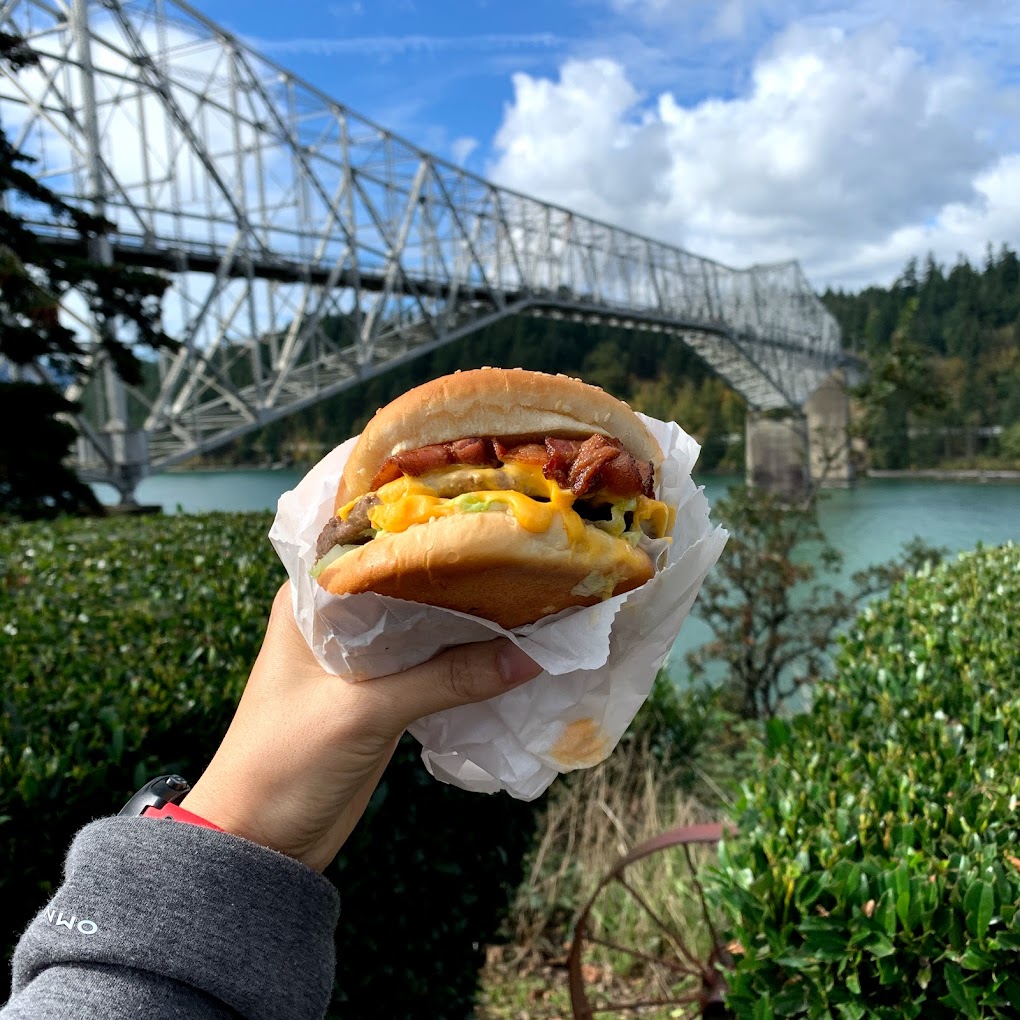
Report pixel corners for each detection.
[592,498,637,539]
[310,541,366,579]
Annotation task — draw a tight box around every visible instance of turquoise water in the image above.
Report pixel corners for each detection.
[95,469,306,515]
[96,470,1020,679]
[674,476,1019,677]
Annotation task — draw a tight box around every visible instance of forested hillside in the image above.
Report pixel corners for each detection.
[823,244,1020,469]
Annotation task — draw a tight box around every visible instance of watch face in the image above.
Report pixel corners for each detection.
[119,775,192,816]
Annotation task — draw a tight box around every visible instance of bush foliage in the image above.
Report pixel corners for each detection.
[0,512,537,1017]
[715,543,1020,1019]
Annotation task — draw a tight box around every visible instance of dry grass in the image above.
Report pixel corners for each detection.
[479,738,724,1019]
[477,673,750,1015]
[509,736,717,957]
[479,738,726,1015]
[475,960,683,1020]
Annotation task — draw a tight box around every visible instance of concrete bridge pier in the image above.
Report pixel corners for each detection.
[805,370,854,489]
[745,412,810,495]
[745,371,853,494]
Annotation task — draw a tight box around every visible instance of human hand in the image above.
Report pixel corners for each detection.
[182,582,541,872]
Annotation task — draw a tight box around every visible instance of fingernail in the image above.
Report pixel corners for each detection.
[498,641,542,687]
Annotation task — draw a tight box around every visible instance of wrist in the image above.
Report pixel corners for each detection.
[178,785,244,837]
[182,780,334,873]
[180,781,273,851]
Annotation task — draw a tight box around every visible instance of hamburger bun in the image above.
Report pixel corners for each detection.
[316,509,655,630]
[335,368,662,508]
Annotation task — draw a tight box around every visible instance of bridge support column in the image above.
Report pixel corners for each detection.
[71,0,150,508]
[104,428,150,505]
[745,371,855,494]
[745,412,810,496]
[805,370,854,488]
[79,425,150,505]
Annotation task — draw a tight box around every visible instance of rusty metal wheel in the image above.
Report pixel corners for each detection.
[567,821,735,1019]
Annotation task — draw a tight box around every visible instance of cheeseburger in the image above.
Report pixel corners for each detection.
[311,368,675,629]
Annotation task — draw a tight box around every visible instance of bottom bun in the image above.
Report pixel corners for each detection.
[315,511,655,630]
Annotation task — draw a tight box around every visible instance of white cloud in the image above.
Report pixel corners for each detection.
[491,59,671,225]
[450,135,479,166]
[488,23,1018,288]
[823,154,1020,285]
[712,0,748,39]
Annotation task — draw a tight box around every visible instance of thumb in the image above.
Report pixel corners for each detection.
[371,639,542,730]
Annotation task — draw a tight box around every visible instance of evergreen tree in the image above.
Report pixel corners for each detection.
[824,245,1020,468]
[0,33,172,519]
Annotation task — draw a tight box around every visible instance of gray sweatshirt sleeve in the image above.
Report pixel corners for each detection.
[3,816,341,1020]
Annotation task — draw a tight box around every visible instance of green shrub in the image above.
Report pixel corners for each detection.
[0,513,537,1018]
[714,543,1020,1019]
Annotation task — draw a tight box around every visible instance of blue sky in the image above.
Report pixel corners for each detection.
[153,1,1020,286]
[218,0,608,153]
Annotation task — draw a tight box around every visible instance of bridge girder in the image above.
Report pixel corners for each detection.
[0,0,845,498]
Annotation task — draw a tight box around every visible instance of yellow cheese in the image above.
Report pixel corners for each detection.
[634,494,675,538]
[338,463,671,548]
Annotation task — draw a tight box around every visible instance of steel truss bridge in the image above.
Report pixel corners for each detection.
[1,0,846,500]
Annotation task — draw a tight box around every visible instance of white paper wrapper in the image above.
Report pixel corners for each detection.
[269,414,728,801]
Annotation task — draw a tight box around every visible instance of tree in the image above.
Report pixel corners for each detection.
[687,484,944,720]
[1001,420,1020,463]
[852,297,948,469]
[824,247,1020,469]
[0,32,172,519]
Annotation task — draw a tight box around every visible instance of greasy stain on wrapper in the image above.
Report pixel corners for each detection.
[549,718,610,767]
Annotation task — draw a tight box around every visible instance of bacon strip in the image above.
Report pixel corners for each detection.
[543,438,584,488]
[601,449,653,498]
[369,434,654,499]
[565,435,622,496]
[370,438,499,490]
[370,459,404,489]
[449,437,498,465]
[493,440,547,466]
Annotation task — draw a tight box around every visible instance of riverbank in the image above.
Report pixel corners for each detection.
[866,468,1020,482]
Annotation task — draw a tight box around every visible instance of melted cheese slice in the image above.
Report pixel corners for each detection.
[634,494,674,538]
[338,462,672,548]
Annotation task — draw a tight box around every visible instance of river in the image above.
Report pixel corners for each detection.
[96,471,1020,680]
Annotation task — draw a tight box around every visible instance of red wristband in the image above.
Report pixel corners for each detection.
[141,801,224,831]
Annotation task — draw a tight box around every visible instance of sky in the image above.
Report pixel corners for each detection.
[98,1,1020,290]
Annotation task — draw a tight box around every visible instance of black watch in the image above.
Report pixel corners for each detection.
[119,774,193,816]
[119,774,221,829]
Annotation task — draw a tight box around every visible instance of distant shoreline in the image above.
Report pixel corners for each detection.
[866,469,1020,483]
[168,463,302,474]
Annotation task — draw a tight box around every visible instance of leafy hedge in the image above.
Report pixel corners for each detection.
[0,513,538,1018]
[715,543,1020,1019]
